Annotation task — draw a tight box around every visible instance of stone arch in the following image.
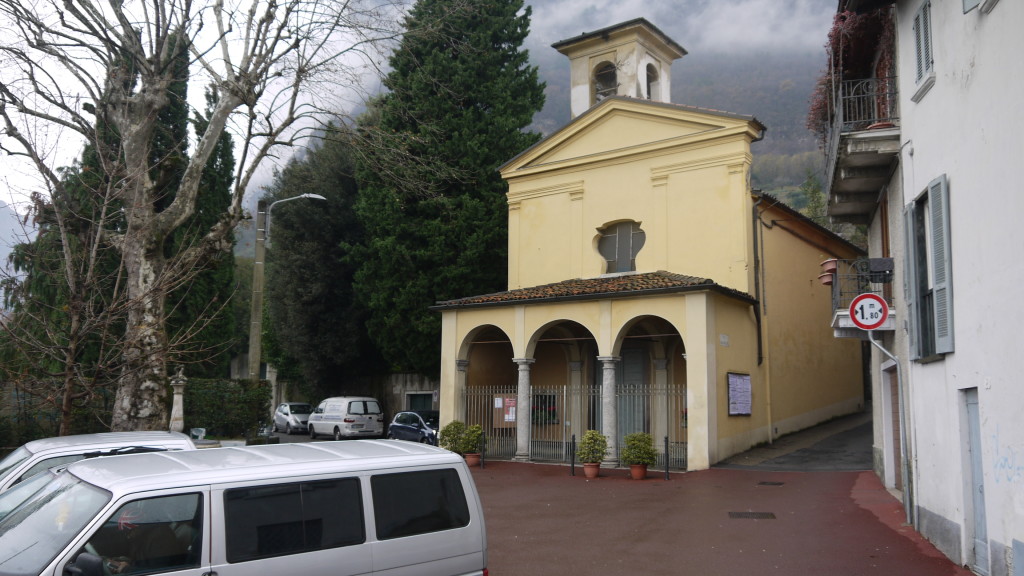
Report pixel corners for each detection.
[593,60,618,103]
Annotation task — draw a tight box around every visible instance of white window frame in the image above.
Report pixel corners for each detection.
[903,174,954,361]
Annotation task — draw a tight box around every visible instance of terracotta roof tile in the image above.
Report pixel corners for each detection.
[434,271,754,309]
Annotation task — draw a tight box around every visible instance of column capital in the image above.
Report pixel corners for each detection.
[596,356,621,365]
[654,358,669,371]
[569,361,583,372]
[456,359,470,372]
[512,357,536,367]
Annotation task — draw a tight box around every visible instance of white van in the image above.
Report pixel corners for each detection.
[308,396,385,440]
[0,431,196,493]
[0,441,487,576]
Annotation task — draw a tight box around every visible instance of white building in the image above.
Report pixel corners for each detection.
[820,1,1023,574]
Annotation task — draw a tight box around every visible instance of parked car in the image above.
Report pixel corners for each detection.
[388,410,440,445]
[0,431,196,493]
[272,402,312,435]
[0,441,488,576]
[308,396,385,440]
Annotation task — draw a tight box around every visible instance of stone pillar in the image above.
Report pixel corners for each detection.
[597,356,620,466]
[513,358,535,462]
[169,366,187,433]
[652,358,670,447]
[568,361,584,440]
[455,359,470,421]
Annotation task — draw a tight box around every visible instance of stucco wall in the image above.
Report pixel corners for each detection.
[894,0,1024,571]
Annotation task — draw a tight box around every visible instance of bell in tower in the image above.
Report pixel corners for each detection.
[552,18,687,118]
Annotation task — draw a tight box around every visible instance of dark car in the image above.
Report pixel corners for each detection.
[387,411,440,445]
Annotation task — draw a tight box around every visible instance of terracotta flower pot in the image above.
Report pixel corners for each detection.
[820,258,838,273]
[818,272,834,286]
[629,464,648,480]
[583,462,600,479]
[464,453,481,467]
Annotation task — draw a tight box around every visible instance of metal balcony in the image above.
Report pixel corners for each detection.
[823,77,901,225]
[820,258,897,338]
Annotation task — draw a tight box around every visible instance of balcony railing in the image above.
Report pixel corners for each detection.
[823,77,900,201]
[823,258,897,336]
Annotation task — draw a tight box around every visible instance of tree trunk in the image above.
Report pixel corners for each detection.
[111,237,170,431]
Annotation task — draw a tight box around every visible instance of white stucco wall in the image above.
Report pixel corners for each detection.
[895,0,1024,571]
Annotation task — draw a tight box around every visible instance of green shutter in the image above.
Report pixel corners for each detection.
[928,175,954,354]
[903,205,920,359]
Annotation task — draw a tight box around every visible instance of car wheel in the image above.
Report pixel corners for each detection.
[420,437,429,444]
[285,424,292,435]
[309,425,317,440]
[333,427,342,441]
[387,433,395,440]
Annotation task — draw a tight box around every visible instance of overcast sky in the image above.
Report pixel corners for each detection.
[0,0,838,272]
[525,0,835,56]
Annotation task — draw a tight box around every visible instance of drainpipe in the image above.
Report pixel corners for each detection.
[867,330,913,526]
[752,192,771,444]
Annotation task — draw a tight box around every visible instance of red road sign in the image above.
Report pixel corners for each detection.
[849,293,889,330]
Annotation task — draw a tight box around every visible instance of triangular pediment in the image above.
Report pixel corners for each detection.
[502,97,764,176]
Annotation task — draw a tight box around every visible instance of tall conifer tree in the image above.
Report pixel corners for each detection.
[355,0,545,376]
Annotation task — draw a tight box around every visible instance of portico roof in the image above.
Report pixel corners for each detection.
[432,271,755,310]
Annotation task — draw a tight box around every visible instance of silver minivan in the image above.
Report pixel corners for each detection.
[0,431,196,493]
[0,441,487,576]
[308,396,385,440]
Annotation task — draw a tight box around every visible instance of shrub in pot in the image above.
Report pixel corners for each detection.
[439,421,483,465]
[576,430,608,478]
[620,432,657,479]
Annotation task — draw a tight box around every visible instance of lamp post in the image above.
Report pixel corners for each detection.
[247,193,327,382]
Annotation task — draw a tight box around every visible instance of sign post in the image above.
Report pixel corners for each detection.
[849,293,889,331]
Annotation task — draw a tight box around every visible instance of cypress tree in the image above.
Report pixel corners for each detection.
[355,0,545,376]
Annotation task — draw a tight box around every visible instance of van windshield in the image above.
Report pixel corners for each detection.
[0,447,31,486]
[0,472,110,576]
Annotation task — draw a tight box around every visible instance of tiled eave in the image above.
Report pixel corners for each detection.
[432,271,756,310]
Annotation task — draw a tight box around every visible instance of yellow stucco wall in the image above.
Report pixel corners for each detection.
[758,204,865,435]
[504,99,762,294]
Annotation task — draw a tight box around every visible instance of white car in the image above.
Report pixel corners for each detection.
[0,431,196,493]
[308,397,385,440]
[272,402,312,435]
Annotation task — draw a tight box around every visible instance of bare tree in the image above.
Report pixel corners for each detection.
[0,0,406,430]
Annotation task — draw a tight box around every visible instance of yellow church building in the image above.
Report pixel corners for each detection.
[434,19,864,471]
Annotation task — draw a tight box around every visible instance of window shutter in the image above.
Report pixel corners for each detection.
[963,0,981,13]
[927,174,954,354]
[913,12,924,82]
[903,205,920,359]
[922,3,933,76]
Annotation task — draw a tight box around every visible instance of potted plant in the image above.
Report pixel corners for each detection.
[439,421,484,466]
[620,432,657,480]
[576,430,608,479]
[461,424,484,466]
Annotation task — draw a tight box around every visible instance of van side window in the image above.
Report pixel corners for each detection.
[349,402,366,415]
[365,401,382,415]
[80,493,203,574]
[372,469,470,540]
[224,478,364,563]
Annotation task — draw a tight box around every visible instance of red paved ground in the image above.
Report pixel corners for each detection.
[470,461,972,576]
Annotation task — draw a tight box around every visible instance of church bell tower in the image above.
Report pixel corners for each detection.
[552,18,687,118]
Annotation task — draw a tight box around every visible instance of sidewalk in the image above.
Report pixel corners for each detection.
[470,414,970,575]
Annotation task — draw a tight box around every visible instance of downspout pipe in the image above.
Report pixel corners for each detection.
[867,330,913,526]
[752,192,770,444]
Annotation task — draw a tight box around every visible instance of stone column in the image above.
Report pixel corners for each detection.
[652,358,670,446]
[568,361,584,440]
[455,359,470,421]
[513,358,535,462]
[169,366,187,434]
[597,356,620,466]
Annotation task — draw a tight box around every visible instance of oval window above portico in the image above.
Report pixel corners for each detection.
[597,221,646,274]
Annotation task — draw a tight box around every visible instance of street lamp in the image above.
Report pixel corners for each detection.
[247,193,327,382]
